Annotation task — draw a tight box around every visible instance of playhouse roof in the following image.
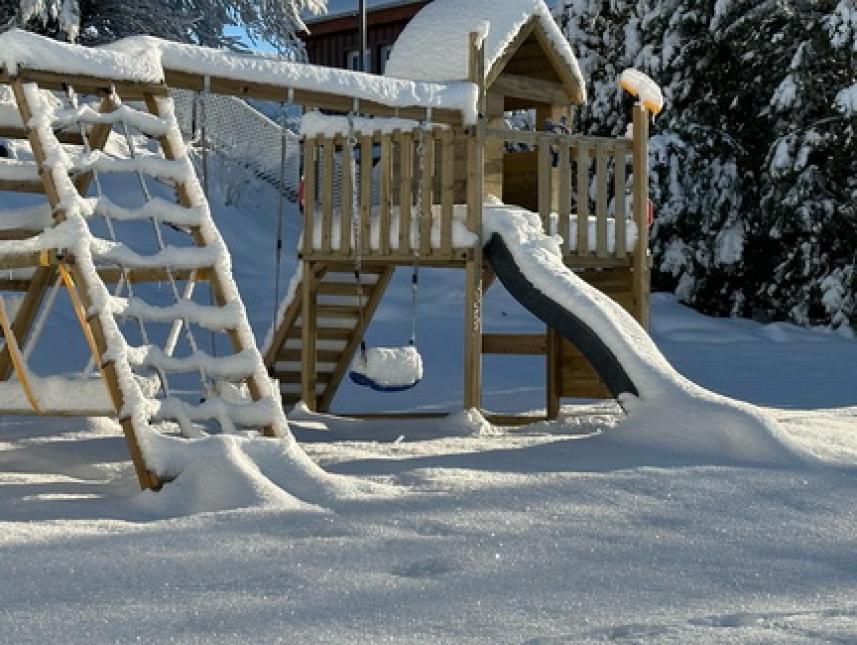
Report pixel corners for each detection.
[384,0,585,103]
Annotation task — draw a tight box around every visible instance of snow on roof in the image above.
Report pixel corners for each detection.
[0,29,163,84]
[105,36,479,123]
[304,0,423,24]
[384,0,585,101]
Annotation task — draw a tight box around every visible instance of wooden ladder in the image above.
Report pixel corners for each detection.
[0,75,287,489]
[264,263,394,412]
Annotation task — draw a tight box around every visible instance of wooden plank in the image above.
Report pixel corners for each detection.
[395,130,412,253]
[595,143,609,258]
[300,260,317,409]
[14,69,167,98]
[491,73,568,105]
[0,126,83,145]
[319,137,334,254]
[378,134,393,255]
[484,128,627,149]
[277,348,342,363]
[360,135,373,254]
[575,142,590,255]
[0,179,44,193]
[303,139,317,256]
[464,31,485,411]
[440,129,455,254]
[614,142,628,260]
[482,333,547,355]
[538,139,552,231]
[419,129,434,257]
[558,140,572,254]
[546,328,560,419]
[290,327,352,341]
[0,296,41,412]
[339,139,353,256]
[632,105,650,328]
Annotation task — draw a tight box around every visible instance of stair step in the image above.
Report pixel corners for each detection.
[275,372,333,384]
[287,327,352,340]
[278,348,343,363]
[316,304,360,319]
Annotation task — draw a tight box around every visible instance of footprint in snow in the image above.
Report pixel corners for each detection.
[390,556,457,578]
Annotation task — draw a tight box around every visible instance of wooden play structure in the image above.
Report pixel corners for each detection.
[0,1,653,489]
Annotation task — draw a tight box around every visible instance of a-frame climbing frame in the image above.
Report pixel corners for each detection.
[0,66,287,490]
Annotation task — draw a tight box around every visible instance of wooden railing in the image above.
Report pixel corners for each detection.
[485,108,649,266]
[302,126,473,264]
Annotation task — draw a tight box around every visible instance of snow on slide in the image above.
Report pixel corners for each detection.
[483,203,809,466]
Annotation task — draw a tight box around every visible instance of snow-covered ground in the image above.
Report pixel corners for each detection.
[1,152,856,643]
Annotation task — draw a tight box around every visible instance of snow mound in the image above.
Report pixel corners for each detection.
[132,435,322,517]
[385,0,585,101]
[483,203,809,467]
[134,432,398,516]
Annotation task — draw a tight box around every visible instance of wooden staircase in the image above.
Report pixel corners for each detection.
[264,263,394,412]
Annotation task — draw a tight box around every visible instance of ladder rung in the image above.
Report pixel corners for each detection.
[152,396,280,428]
[92,241,218,270]
[0,179,44,193]
[128,346,258,379]
[0,228,42,241]
[114,297,242,330]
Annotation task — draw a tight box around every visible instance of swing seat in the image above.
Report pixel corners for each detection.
[349,345,423,392]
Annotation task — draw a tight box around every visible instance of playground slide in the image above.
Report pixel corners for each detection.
[482,204,807,464]
[484,230,639,399]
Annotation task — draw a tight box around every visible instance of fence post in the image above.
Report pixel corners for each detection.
[632,104,650,328]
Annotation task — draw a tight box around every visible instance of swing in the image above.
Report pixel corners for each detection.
[348,114,426,392]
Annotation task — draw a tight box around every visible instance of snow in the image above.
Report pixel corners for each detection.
[300,110,433,137]
[620,68,665,114]
[104,35,480,124]
[1,142,857,641]
[350,345,423,388]
[385,0,586,101]
[0,29,163,83]
[551,211,638,253]
[834,82,857,116]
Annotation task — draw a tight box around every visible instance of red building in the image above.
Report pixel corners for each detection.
[301,0,429,74]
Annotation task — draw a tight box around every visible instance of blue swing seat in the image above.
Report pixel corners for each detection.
[348,370,421,392]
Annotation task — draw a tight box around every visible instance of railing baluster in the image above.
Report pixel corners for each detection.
[397,129,412,253]
[360,134,372,254]
[537,135,552,233]
[420,128,434,256]
[441,128,454,255]
[596,143,609,258]
[576,142,590,254]
[558,141,572,256]
[614,141,628,259]
[380,132,393,255]
[340,138,353,257]
[320,136,333,254]
[302,138,316,257]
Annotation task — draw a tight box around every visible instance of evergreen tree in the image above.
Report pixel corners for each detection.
[0,0,327,54]
[554,0,857,332]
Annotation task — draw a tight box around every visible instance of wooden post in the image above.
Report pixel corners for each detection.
[546,328,560,419]
[302,139,316,257]
[301,261,317,409]
[464,31,485,411]
[632,104,651,329]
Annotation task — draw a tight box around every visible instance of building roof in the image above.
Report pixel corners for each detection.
[384,0,585,103]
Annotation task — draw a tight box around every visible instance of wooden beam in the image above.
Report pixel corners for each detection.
[492,73,568,105]
[0,126,83,145]
[631,105,651,329]
[162,69,464,124]
[482,333,547,355]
